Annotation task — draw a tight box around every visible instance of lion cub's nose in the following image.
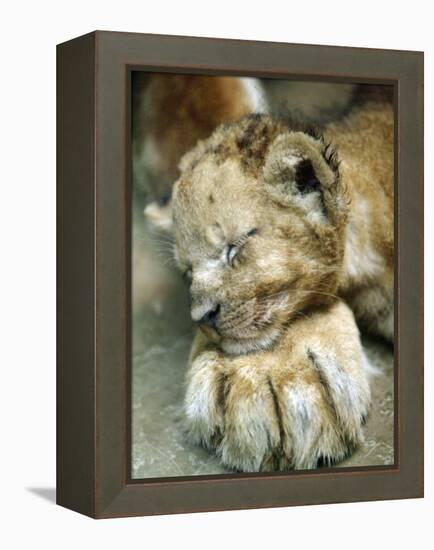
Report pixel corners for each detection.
[198,304,221,328]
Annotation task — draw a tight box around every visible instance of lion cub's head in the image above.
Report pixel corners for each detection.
[169,114,349,354]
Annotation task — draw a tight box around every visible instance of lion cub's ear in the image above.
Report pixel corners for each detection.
[144,199,173,233]
[263,133,339,225]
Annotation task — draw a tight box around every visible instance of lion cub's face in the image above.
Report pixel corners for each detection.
[171,115,349,354]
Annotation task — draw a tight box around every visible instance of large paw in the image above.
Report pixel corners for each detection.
[185,345,371,472]
[184,354,281,471]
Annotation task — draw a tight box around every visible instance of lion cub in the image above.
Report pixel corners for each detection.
[168,101,393,471]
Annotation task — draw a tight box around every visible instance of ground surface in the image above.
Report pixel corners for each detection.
[131,209,394,479]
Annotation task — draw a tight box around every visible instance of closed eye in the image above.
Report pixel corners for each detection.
[226,244,237,265]
[225,228,257,267]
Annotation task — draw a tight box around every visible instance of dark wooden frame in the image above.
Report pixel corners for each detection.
[57,30,424,519]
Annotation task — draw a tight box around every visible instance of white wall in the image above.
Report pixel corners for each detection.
[1,1,432,547]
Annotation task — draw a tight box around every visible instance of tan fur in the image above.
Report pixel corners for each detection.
[151,99,393,471]
[327,103,394,337]
[185,301,370,471]
[172,102,394,345]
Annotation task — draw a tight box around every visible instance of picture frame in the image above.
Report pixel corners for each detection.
[57,30,424,518]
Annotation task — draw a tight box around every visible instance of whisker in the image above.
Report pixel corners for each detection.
[152,247,175,257]
[149,241,176,250]
[295,289,340,300]
[161,256,178,268]
[147,230,174,242]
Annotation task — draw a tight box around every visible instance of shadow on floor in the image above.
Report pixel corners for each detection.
[27,487,56,504]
